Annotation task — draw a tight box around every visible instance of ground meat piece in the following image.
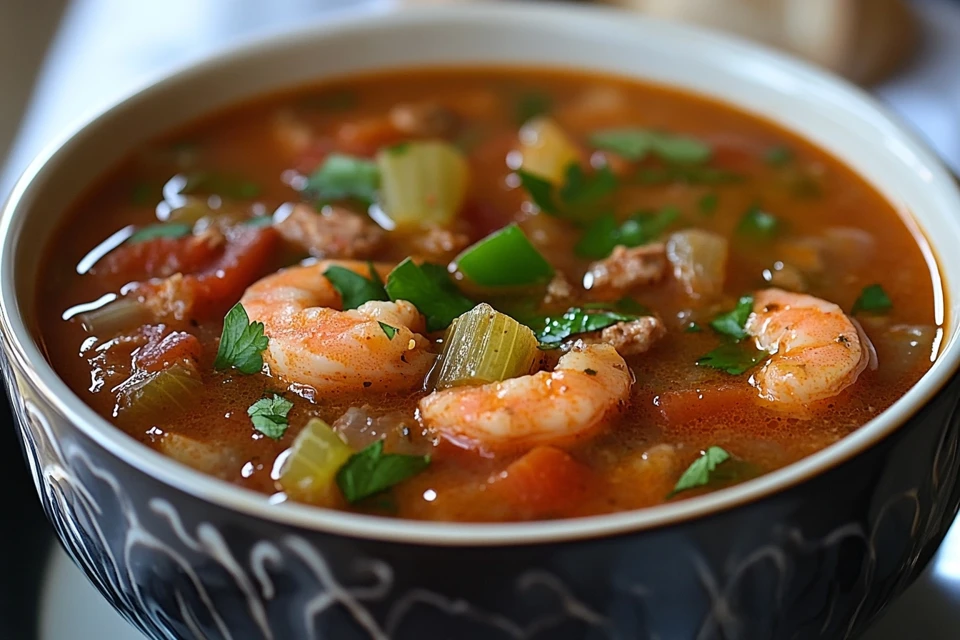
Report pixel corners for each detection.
[584,244,667,292]
[582,316,666,357]
[275,203,384,259]
[388,102,458,138]
[410,227,470,261]
[544,272,575,305]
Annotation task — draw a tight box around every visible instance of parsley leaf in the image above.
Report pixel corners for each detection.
[852,284,893,314]
[737,206,780,240]
[559,164,618,207]
[532,307,639,346]
[214,303,269,375]
[668,446,731,497]
[709,295,755,341]
[764,145,794,167]
[516,170,561,215]
[378,322,397,339]
[634,165,743,186]
[590,128,712,164]
[696,343,768,375]
[516,91,552,125]
[385,258,474,332]
[247,394,293,440]
[323,265,388,310]
[576,206,680,259]
[336,440,430,504]
[181,172,261,200]
[304,153,380,205]
[583,297,651,315]
[698,193,719,214]
[127,223,192,244]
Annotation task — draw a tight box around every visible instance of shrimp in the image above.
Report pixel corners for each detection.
[746,288,875,406]
[239,260,435,393]
[419,342,632,453]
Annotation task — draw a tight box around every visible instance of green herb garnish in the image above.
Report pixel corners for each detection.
[456,223,554,287]
[737,206,780,240]
[336,440,430,504]
[698,193,719,214]
[323,264,388,310]
[247,394,293,440]
[534,307,639,346]
[764,145,794,167]
[668,446,731,497]
[709,295,754,341]
[516,91,552,125]
[575,206,679,259]
[378,322,397,340]
[852,284,893,314]
[516,169,561,216]
[214,303,269,375]
[304,154,380,205]
[181,172,261,200]
[634,166,743,186]
[696,343,768,375]
[127,223,192,244]
[385,259,474,332]
[517,163,618,224]
[590,128,712,165]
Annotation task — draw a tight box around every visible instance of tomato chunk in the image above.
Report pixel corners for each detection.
[495,446,593,519]
[135,330,202,373]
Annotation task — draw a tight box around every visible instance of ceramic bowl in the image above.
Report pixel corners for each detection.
[3,5,960,639]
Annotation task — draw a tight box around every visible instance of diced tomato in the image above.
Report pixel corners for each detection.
[97,234,222,280]
[132,226,279,322]
[136,330,202,373]
[655,384,756,425]
[494,446,593,519]
[335,117,405,157]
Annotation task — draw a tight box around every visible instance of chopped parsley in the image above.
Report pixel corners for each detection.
[764,145,794,167]
[668,446,732,497]
[247,394,293,440]
[385,259,474,332]
[696,343,768,375]
[737,205,780,240]
[634,165,743,186]
[336,440,430,504]
[515,91,552,125]
[378,322,397,340]
[323,264,388,310]
[516,169,561,215]
[533,307,639,347]
[517,164,617,224]
[214,303,269,375]
[709,295,754,341]
[304,153,380,205]
[181,172,261,200]
[852,284,893,314]
[127,223,192,244]
[590,128,712,165]
[575,206,680,259]
[698,193,719,214]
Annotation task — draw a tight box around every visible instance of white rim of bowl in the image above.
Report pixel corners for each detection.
[2,3,959,547]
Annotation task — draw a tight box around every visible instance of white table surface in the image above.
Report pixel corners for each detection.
[2,1,960,638]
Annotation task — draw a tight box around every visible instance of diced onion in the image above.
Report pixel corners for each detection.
[518,117,580,185]
[666,230,729,299]
[376,140,469,229]
[278,418,354,505]
[434,303,538,390]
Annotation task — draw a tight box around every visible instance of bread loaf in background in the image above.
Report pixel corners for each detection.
[601,0,918,85]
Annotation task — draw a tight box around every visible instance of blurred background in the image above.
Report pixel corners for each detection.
[1,0,959,638]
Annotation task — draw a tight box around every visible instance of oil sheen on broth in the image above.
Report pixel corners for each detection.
[37,68,940,523]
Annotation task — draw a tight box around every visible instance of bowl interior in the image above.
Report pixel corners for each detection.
[4,4,960,545]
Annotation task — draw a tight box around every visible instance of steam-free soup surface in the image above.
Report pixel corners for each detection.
[38,68,940,522]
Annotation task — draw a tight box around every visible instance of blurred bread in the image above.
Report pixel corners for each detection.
[599,0,918,85]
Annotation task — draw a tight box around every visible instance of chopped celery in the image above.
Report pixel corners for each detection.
[518,117,581,185]
[376,140,469,228]
[278,418,354,504]
[434,303,538,390]
[455,223,554,287]
[116,363,202,424]
[78,297,152,337]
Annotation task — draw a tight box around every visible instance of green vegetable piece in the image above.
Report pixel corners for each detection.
[214,303,269,375]
[247,394,294,440]
[559,164,618,207]
[378,322,397,339]
[336,440,430,504]
[305,153,380,205]
[180,172,261,200]
[699,193,719,214]
[278,418,354,504]
[852,284,893,314]
[127,223,192,244]
[635,166,743,186]
[575,213,620,259]
[516,169,560,215]
[669,446,731,497]
[116,362,202,425]
[590,128,712,164]
[709,295,755,341]
[323,265,388,310]
[516,91,552,125]
[385,259,474,332]
[456,223,554,287]
[737,206,780,240]
[685,322,703,333]
[696,343,768,375]
[535,307,640,346]
[575,206,679,260]
[765,145,794,167]
[77,297,152,337]
[434,303,539,390]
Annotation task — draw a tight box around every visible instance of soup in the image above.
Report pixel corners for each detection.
[37,68,940,522]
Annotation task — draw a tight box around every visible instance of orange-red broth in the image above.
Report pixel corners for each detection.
[37,68,939,522]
